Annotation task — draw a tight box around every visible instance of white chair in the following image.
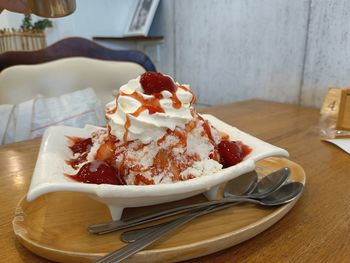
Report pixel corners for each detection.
[0,37,156,144]
[0,57,146,105]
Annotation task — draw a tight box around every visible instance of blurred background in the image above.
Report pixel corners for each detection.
[1,0,350,108]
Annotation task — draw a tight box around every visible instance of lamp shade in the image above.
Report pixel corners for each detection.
[28,0,76,18]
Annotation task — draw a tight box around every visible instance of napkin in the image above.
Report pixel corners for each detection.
[325,139,350,154]
[1,88,105,145]
[0,104,14,144]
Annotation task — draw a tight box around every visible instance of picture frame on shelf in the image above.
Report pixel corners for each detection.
[124,0,160,37]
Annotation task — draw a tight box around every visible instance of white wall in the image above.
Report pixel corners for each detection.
[47,0,137,44]
[173,0,309,106]
[0,10,25,29]
[159,0,350,108]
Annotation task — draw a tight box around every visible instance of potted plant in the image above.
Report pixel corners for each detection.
[20,14,53,32]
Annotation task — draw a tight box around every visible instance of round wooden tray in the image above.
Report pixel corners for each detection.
[13,157,305,263]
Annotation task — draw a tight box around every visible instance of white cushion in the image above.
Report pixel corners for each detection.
[0,57,146,105]
[1,88,106,144]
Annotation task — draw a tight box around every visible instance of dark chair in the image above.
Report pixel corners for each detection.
[0,37,156,72]
[0,37,156,105]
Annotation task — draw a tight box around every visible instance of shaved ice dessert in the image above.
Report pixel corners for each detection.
[66,72,251,185]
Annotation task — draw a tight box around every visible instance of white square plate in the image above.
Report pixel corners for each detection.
[27,114,288,220]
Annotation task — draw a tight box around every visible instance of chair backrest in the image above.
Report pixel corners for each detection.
[0,37,156,105]
[0,37,156,72]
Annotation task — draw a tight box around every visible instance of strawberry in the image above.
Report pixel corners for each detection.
[68,161,125,185]
[218,141,243,168]
[140,72,176,95]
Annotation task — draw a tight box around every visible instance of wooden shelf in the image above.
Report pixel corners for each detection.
[93,36,163,42]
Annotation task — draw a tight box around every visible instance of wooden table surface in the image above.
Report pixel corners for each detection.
[1,100,349,263]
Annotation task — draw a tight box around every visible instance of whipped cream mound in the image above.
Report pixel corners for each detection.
[106,76,195,144]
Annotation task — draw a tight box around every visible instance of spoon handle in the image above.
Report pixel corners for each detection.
[121,182,304,243]
[89,197,261,234]
[95,203,234,263]
[90,170,260,235]
[88,200,223,234]
[89,196,263,235]
[121,202,239,243]
[97,182,304,261]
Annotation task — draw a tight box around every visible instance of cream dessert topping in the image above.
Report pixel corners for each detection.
[106,76,195,144]
[66,72,252,185]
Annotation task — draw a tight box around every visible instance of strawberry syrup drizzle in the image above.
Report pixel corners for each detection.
[65,136,93,168]
[171,92,182,109]
[107,107,117,114]
[179,85,196,104]
[120,90,184,117]
[119,88,186,142]
[196,114,215,144]
[106,97,118,115]
[123,116,131,142]
[121,91,165,117]
[134,173,154,185]
[67,136,93,154]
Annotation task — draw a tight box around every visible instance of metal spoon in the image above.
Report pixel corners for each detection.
[89,167,289,235]
[88,170,258,234]
[96,182,303,263]
[121,181,302,243]
[94,175,258,263]
[227,167,290,199]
